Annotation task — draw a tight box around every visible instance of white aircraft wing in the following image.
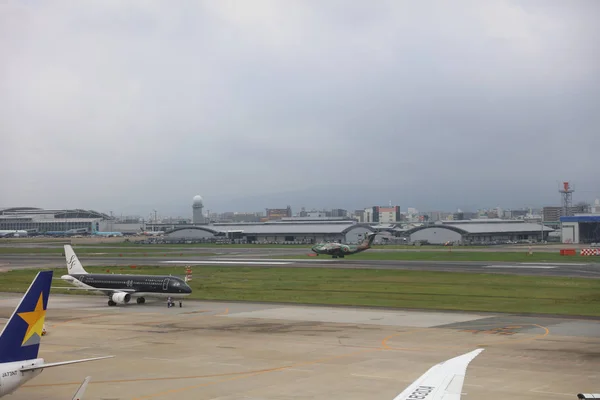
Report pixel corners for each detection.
[19,356,114,372]
[72,376,91,400]
[578,395,600,399]
[393,349,484,400]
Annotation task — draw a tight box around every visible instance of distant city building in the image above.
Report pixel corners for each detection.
[363,206,401,223]
[331,208,348,218]
[265,206,292,221]
[543,204,589,222]
[593,199,600,214]
[353,209,366,222]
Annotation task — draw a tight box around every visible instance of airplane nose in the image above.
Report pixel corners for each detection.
[184,284,192,294]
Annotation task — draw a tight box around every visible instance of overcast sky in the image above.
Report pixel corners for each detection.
[1,0,599,216]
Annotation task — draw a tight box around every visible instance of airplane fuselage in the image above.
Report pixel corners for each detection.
[0,359,44,397]
[61,273,192,304]
[311,243,364,257]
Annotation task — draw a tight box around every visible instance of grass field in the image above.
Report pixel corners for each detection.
[2,266,599,317]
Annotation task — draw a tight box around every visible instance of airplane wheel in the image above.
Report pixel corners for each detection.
[108,300,116,306]
[137,297,145,304]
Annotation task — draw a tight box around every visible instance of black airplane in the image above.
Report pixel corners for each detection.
[53,245,192,307]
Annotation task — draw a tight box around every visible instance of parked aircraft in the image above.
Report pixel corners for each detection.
[54,245,192,306]
[0,271,113,397]
[311,232,376,258]
[140,230,164,236]
[392,348,483,400]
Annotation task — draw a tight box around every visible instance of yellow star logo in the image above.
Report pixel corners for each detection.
[17,293,46,345]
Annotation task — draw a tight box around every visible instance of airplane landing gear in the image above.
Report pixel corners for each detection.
[137,297,146,304]
[179,301,182,308]
[108,300,116,306]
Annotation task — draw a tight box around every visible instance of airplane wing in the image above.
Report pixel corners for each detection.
[578,395,600,399]
[72,376,91,400]
[392,349,484,400]
[19,355,114,372]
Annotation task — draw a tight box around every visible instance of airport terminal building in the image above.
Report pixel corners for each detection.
[404,219,553,245]
[165,222,375,244]
[0,207,112,235]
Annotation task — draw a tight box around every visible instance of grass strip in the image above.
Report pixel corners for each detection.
[1,266,599,317]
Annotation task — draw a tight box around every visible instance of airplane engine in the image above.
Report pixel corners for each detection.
[111,292,131,304]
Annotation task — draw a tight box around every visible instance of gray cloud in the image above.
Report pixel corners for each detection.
[1,0,599,215]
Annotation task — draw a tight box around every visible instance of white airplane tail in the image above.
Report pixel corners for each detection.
[392,348,484,400]
[64,245,88,275]
[72,376,91,400]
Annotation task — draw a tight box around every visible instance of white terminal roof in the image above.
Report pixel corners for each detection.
[0,216,101,223]
[427,220,553,234]
[189,223,370,235]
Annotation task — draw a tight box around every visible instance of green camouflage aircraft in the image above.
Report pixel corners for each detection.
[311,232,376,258]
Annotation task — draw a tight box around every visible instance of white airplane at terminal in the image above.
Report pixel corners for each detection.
[140,230,164,236]
[392,348,483,400]
[0,270,113,397]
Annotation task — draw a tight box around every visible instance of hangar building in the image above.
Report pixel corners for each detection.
[166,222,375,244]
[405,219,553,245]
[0,207,144,235]
[0,207,112,234]
[560,215,600,244]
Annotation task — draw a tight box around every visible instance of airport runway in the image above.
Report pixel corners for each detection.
[0,293,598,400]
[1,253,600,278]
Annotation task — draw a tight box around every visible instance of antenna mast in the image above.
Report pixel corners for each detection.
[559,181,574,217]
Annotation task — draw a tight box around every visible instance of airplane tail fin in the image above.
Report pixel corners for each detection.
[64,245,88,274]
[72,376,91,400]
[0,271,53,363]
[360,232,377,248]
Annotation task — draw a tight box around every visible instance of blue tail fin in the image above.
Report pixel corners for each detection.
[0,270,53,363]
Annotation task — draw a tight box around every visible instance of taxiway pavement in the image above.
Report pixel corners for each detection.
[0,294,598,400]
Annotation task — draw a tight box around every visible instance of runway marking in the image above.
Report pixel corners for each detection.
[530,386,574,397]
[161,261,293,265]
[484,265,556,269]
[215,308,229,316]
[210,258,331,262]
[521,262,588,266]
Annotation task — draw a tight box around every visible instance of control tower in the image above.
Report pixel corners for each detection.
[192,195,205,224]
